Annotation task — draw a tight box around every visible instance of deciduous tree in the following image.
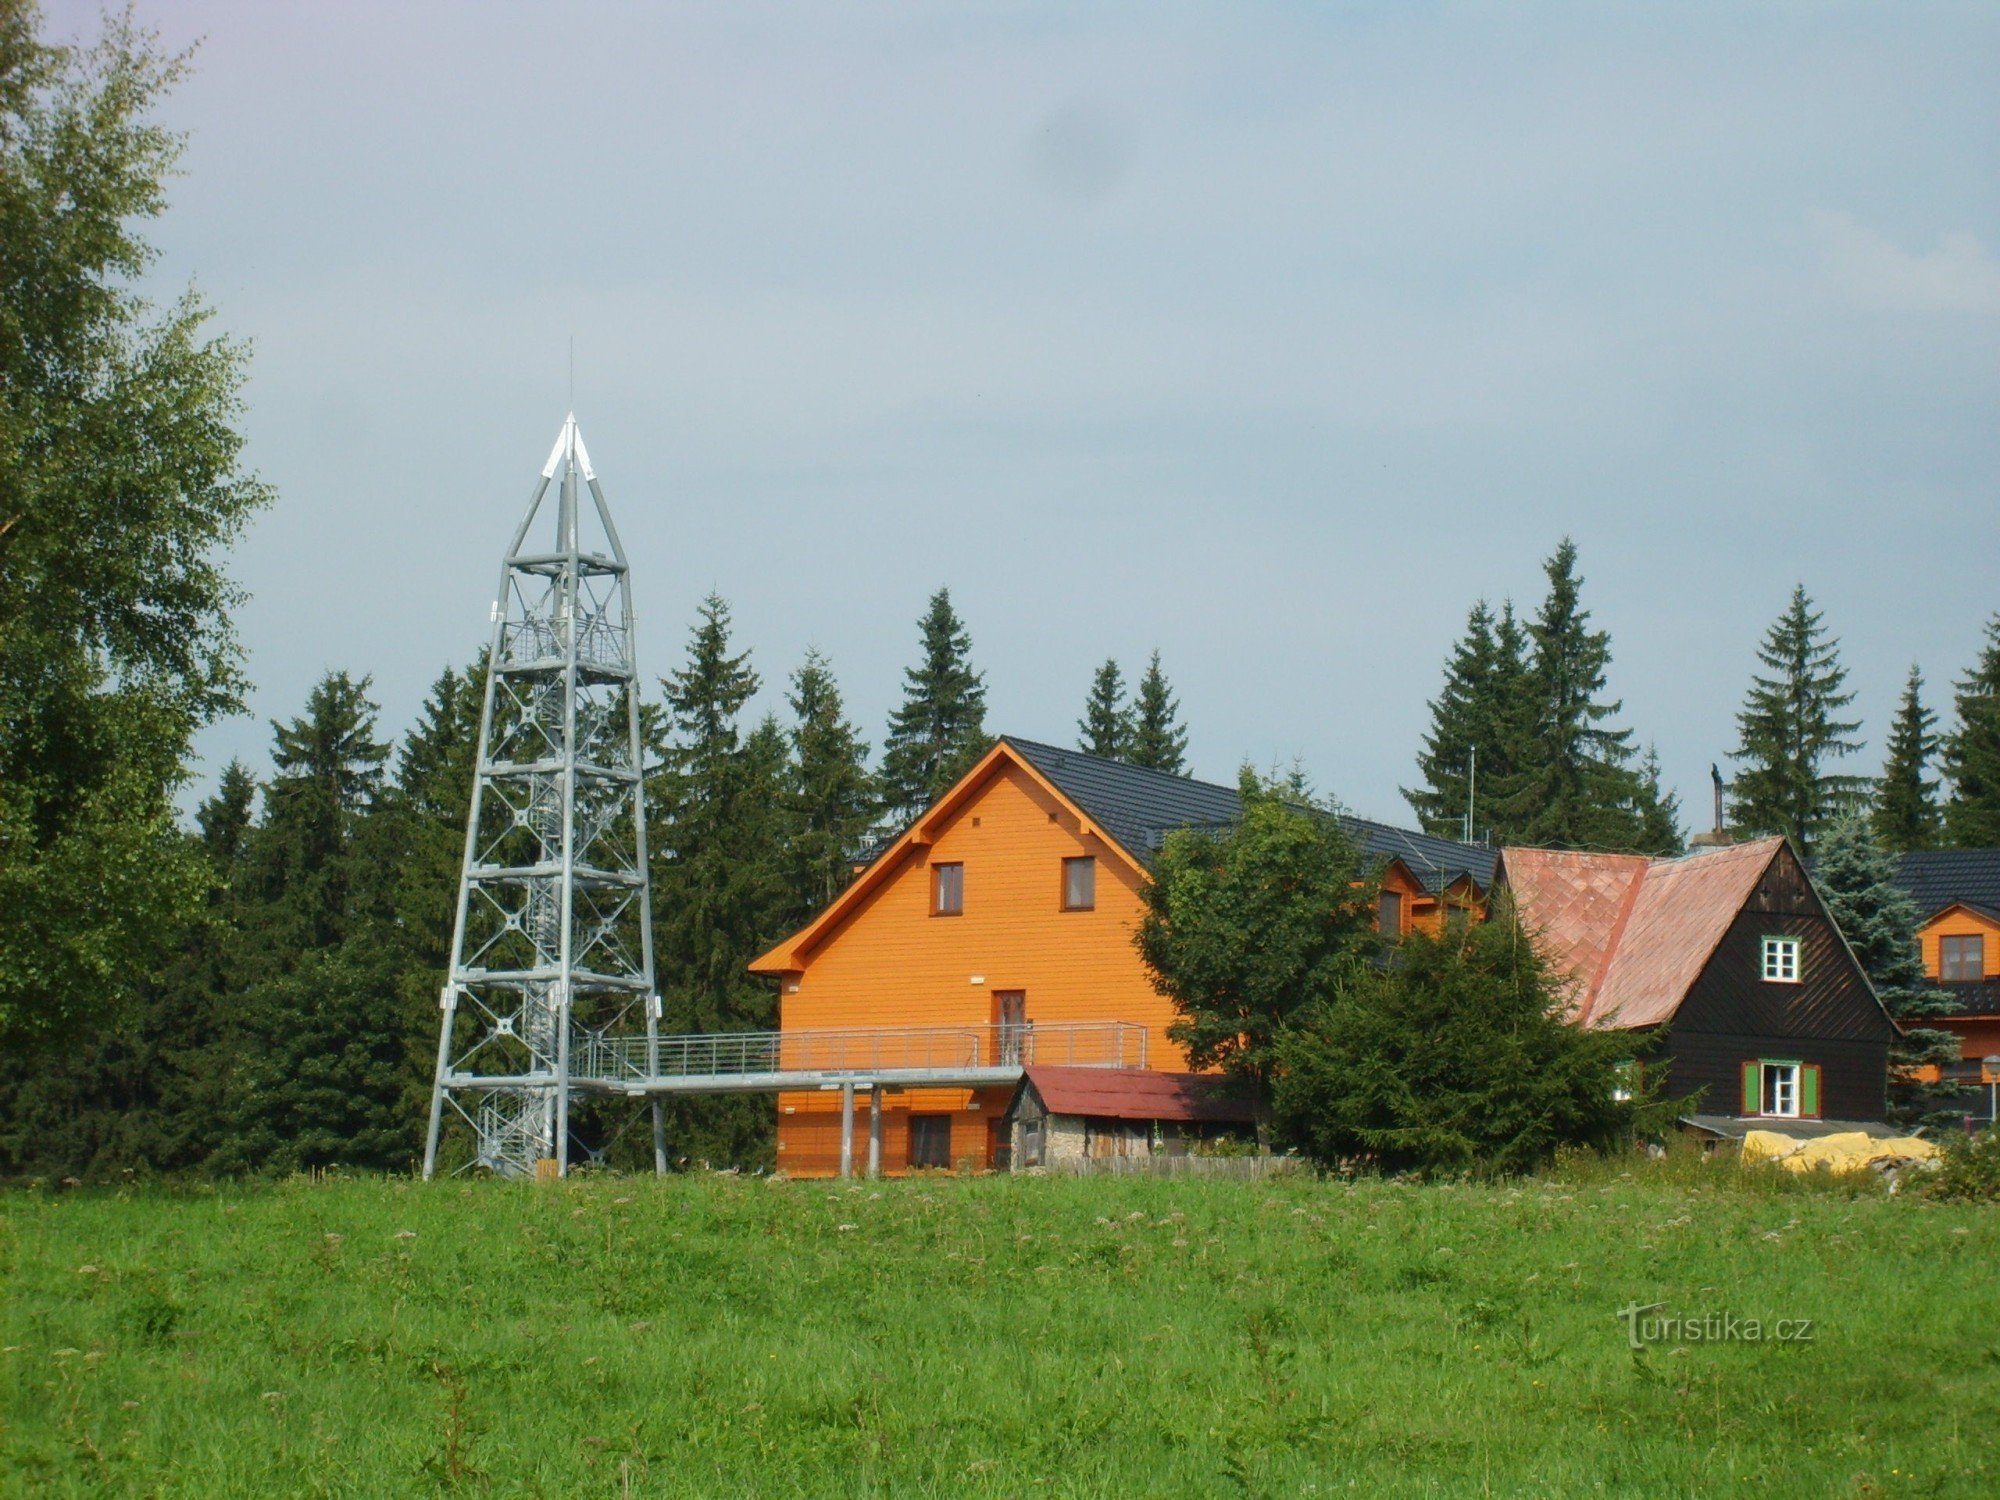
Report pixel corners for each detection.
[1136,771,1377,1139]
[0,3,270,1048]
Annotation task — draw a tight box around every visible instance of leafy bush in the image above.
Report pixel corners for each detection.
[1271,917,1653,1176]
[1918,1128,2000,1203]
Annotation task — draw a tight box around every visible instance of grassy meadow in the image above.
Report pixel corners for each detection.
[2,1158,1995,1497]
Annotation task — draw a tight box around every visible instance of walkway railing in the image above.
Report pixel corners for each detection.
[573,1019,1147,1086]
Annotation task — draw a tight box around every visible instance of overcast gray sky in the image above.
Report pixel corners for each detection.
[60,1,2000,831]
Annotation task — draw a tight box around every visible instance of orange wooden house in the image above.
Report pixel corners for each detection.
[748,737,1496,1176]
[1893,850,2000,1103]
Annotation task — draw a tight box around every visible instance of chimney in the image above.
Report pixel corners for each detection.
[1689,763,1733,850]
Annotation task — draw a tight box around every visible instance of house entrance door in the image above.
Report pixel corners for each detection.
[995,991,1028,1065]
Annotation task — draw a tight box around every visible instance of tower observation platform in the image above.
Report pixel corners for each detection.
[421,419,1145,1181]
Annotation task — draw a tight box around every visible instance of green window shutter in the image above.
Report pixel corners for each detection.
[1801,1064,1821,1118]
[1740,1060,1759,1115]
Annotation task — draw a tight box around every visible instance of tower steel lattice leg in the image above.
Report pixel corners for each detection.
[423,416,664,1180]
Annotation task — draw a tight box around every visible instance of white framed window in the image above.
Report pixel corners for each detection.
[1760,1061,1800,1118]
[1760,935,1800,983]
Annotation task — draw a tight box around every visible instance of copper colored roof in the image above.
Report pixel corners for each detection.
[1499,837,1786,1031]
[1019,1067,1257,1124]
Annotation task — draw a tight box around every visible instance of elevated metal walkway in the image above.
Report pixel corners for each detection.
[441,1019,1148,1097]
[437,1020,1150,1178]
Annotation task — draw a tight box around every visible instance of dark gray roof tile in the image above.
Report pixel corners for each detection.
[1004,736,1497,894]
[1892,849,2000,922]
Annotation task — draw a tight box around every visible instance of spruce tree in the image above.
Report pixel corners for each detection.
[787,649,876,917]
[1812,814,1962,1124]
[1404,601,1536,841]
[652,597,792,1166]
[1633,747,1685,857]
[249,672,391,950]
[375,661,488,1133]
[1077,658,1131,760]
[880,588,989,814]
[1942,615,2000,848]
[1727,585,1865,853]
[1874,665,1942,851]
[1490,540,1644,850]
[1129,650,1189,775]
[212,674,411,1173]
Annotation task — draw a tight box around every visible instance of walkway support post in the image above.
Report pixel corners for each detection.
[838,1081,855,1180]
[867,1085,884,1180]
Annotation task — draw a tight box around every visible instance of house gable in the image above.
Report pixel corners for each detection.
[754,748,1177,1052]
[1673,842,1898,1046]
[750,740,1153,976]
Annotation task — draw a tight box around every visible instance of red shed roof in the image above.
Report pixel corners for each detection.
[1018,1067,1256,1124]
[1500,837,1786,1030]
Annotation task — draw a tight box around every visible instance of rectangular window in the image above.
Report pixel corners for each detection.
[1740,1059,1820,1117]
[1760,935,1800,983]
[1941,934,1985,982]
[931,862,963,916]
[908,1113,952,1170]
[1761,1061,1799,1117]
[1020,1115,1044,1169]
[1062,856,1096,911]
[1378,890,1404,937]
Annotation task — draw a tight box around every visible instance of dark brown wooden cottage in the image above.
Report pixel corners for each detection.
[1498,836,1899,1131]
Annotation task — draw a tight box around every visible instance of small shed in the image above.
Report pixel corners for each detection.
[1001,1067,1256,1169]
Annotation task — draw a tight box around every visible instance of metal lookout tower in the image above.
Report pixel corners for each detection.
[423,416,664,1180]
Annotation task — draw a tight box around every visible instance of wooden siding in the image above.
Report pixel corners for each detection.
[1667,844,1895,1121]
[772,760,1186,1176]
[1656,1032,1888,1122]
[779,1087,1012,1176]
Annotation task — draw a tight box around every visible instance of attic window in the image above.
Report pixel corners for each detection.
[932,862,964,916]
[1062,856,1096,911]
[1760,935,1800,984]
[1941,934,1984,982]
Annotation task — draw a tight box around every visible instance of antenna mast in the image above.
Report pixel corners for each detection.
[422,416,664,1179]
[1465,744,1476,846]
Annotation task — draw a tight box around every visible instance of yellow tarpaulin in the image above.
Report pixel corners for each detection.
[1740,1129,1940,1173]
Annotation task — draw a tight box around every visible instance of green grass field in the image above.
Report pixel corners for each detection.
[2,1158,1994,1497]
